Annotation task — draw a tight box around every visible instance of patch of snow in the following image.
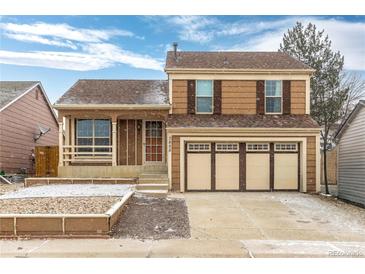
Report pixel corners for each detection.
[272,192,365,233]
[0,184,135,199]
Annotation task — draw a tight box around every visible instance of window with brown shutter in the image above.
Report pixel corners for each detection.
[213,80,222,115]
[187,80,196,114]
[256,80,265,114]
[282,80,291,115]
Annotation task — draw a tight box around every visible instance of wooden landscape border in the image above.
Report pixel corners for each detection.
[0,191,134,238]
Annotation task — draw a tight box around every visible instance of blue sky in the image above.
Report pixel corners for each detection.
[0,15,364,102]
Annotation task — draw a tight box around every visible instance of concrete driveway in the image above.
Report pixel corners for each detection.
[184,192,365,242]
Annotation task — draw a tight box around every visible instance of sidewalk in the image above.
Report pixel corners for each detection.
[1,239,364,258]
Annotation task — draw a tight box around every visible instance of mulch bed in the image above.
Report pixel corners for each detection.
[0,197,120,214]
[111,195,191,240]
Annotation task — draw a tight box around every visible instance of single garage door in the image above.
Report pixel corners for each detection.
[186,143,211,190]
[246,143,270,190]
[215,143,240,190]
[274,143,299,190]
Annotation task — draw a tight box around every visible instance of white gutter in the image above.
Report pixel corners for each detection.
[54,104,171,110]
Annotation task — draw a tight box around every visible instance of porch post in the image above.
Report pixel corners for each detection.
[112,120,117,166]
[58,120,64,167]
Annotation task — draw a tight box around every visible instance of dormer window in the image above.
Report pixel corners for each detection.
[265,80,282,114]
[196,80,213,114]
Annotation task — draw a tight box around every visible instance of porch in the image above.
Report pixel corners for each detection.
[57,109,169,178]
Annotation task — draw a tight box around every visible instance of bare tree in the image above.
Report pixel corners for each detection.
[340,72,365,124]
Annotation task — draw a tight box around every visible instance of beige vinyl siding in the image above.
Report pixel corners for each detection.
[306,136,317,192]
[172,80,188,114]
[338,106,365,206]
[221,80,256,114]
[291,80,306,114]
[0,86,58,173]
[171,136,181,191]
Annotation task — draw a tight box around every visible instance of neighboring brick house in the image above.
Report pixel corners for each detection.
[0,81,58,174]
[54,50,321,193]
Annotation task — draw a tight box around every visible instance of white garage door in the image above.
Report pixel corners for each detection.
[274,143,299,190]
[216,154,240,190]
[186,143,211,190]
[246,154,270,190]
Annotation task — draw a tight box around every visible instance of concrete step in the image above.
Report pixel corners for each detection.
[139,173,168,179]
[136,189,168,197]
[136,183,169,191]
[139,177,169,184]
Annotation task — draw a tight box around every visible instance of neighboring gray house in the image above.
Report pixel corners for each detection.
[334,100,365,206]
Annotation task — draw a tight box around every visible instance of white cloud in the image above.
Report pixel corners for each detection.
[0,22,135,43]
[166,16,217,43]
[4,33,77,50]
[0,43,163,71]
[0,21,163,71]
[0,50,111,71]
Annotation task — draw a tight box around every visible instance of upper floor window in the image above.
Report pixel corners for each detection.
[265,80,282,114]
[196,80,213,113]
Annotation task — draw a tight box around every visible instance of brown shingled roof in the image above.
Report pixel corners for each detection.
[165,51,313,70]
[166,114,319,129]
[56,80,169,105]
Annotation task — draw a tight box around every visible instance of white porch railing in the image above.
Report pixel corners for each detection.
[62,145,113,164]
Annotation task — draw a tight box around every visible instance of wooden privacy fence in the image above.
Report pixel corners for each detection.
[35,146,59,177]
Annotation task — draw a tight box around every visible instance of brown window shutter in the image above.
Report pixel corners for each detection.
[282,80,291,115]
[187,80,196,114]
[213,80,222,115]
[256,80,265,115]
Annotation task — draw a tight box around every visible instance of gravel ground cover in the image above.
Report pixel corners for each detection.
[112,194,190,240]
[0,184,134,199]
[0,197,120,214]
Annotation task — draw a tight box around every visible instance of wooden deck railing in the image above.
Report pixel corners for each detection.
[62,145,112,164]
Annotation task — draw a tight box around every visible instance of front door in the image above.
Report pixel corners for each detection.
[145,121,163,163]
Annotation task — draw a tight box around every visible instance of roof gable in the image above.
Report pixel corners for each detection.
[0,81,58,123]
[335,100,365,140]
[165,51,313,71]
[0,81,39,111]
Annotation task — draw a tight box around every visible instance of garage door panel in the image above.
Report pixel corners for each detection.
[187,154,211,190]
[274,154,298,190]
[216,154,239,190]
[246,154,270,190]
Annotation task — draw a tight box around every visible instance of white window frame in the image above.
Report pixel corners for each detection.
[274,143,298,152]
[75,119,111,156]
[195,80,214,114]
[265,80,283,114]
[187,143,211,152]
[215,143,239,152]
[246,143,270,152]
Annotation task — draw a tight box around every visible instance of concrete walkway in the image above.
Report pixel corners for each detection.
[1,238,364,257]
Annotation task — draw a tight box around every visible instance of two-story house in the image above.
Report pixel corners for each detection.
[54,50,321,193]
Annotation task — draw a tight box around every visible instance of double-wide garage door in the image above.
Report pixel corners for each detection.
[186,142,299,191]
